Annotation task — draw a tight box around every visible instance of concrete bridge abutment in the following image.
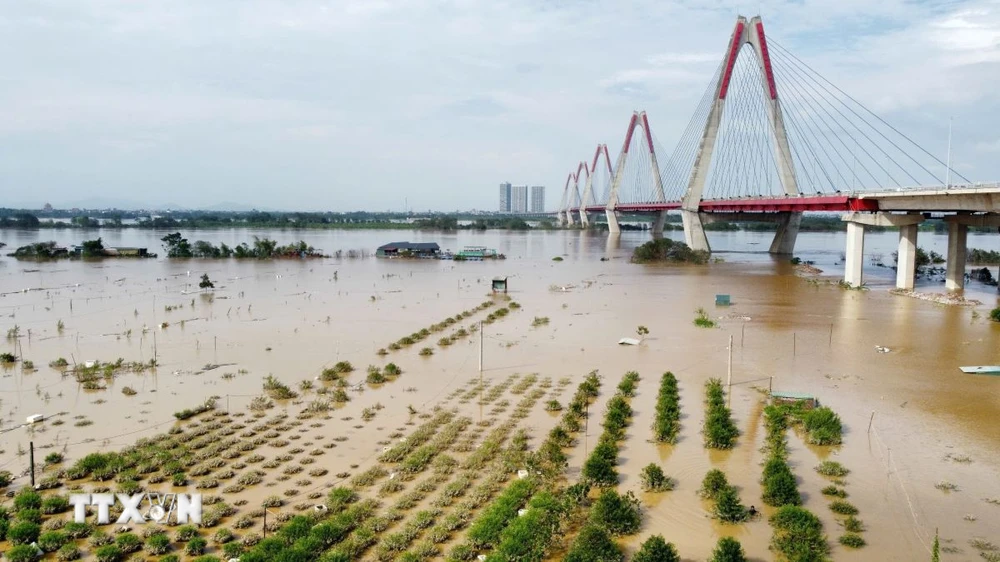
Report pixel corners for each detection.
[769,212,802,255]
[681,210,711,252]
[841,212,925,289]
[606,209,621,234]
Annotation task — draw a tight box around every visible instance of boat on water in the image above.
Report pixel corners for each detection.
[959,366,1000,375]
[445,246,506,261]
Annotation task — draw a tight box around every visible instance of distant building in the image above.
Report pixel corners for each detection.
[498,182,512,212]
[511,185,528,213]
[42,203,53,212]
[530,186,545,213]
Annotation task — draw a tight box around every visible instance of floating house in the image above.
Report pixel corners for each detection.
[376,242,440,258]
[454,246,504,260]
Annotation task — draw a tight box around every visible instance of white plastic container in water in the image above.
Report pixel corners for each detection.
[26,414,45,424]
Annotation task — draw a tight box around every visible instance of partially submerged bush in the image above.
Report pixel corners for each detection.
[710,536,747,562]
[632,238,710,264]
[815,461,849,478]
[563,524,623,562]
[699,469,729,500]
[769,506,828,560]
[589,489,642,535]
[639,463,675,492]
[632,535,680,562]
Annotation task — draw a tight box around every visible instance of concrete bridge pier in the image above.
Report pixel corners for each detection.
[841,212,925,289]
[564,210,576,227]
[651,211,669,237]
[606,208,621,234]
[579,210,590,228]
[943,214,1000,290]
[681,210,711,252]
[769,212,802,254]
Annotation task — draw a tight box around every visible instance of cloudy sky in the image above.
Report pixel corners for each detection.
[1,0,998,211]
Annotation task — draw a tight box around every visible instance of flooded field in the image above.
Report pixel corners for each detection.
[1,227,999,561]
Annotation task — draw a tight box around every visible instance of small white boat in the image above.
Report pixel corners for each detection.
[959,366,1000,375]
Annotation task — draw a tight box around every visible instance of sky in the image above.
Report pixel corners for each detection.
[1,0,999,212]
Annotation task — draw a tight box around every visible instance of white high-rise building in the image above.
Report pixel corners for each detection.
[510,185,528,213]
[498,182,512,212]
[530,186,545,213]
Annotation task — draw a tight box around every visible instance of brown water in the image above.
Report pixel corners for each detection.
[2,228,1000,561]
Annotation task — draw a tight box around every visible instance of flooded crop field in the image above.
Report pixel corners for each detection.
[1,228,999,561]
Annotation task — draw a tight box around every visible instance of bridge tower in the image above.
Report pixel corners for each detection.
[606,111,668,234]
[579,144,611,228]
[682,15,801,253]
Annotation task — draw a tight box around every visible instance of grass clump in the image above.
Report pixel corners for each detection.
[262,375,298,399]
[815,460,849,478]
[652,371,680,443]
[821,485,847,498]
[829,500,858,515]
[839,533,866,548]
[694,307,717,328]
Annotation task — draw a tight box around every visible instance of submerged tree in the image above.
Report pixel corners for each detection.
[199,274,214,290]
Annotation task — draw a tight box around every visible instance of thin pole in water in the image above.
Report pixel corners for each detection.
[29,441,35,488]
[793,333,796,356]
[867,411,876,433]
[829,324,833,348]
[741,323,745,348]
[479,321,483,374]
[727,334,733,399]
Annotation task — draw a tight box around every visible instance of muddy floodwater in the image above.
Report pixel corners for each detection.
[1,227,999,561]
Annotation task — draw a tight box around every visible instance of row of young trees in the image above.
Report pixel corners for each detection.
[652,371,681,443]
[703,378,739,449]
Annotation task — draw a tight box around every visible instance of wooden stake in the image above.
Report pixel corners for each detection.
[741,323,745,348]
[867,411,876,433]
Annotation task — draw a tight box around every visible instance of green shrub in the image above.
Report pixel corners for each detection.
[839,533,866,548]
[465,478,536,548]
[7,521,41,545]
[16,509,42,524]
[632,238,709,264]
[582,440,619,486]
[761,457,801,507]
[769,506,828,560]
[93,544,123,562]
[13,489,42,510]
[56,543,81,561]
[714,485,749,523]
[710,536,747,562]
[175,525,200,541]
[699,469,729,500]
[563,524,623,562]
[703,379,738,448]
[653,372,681,443]
[632,535,680,562]
[186,536,208,555]
[590,489,642,535]
[4,544,41,562]
[484,491,563,562]
[41,496,70,514]
[115,532,142,554]
[145,533,171,555]
[640,463,675,492]
[815,461,850,478]
[63,522,93,539]
[990,307,1000,323]
[38,530,69,552]
[802,407,843,445]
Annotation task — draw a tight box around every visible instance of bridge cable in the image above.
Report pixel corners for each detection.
[770,51,910,188]
[771,39,969,185]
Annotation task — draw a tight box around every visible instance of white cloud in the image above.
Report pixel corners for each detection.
[0,0,998,210]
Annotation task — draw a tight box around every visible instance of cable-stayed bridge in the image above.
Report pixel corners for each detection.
[556,15,1000,291]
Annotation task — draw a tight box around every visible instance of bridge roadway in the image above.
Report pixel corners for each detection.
[562,184,1000,292]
